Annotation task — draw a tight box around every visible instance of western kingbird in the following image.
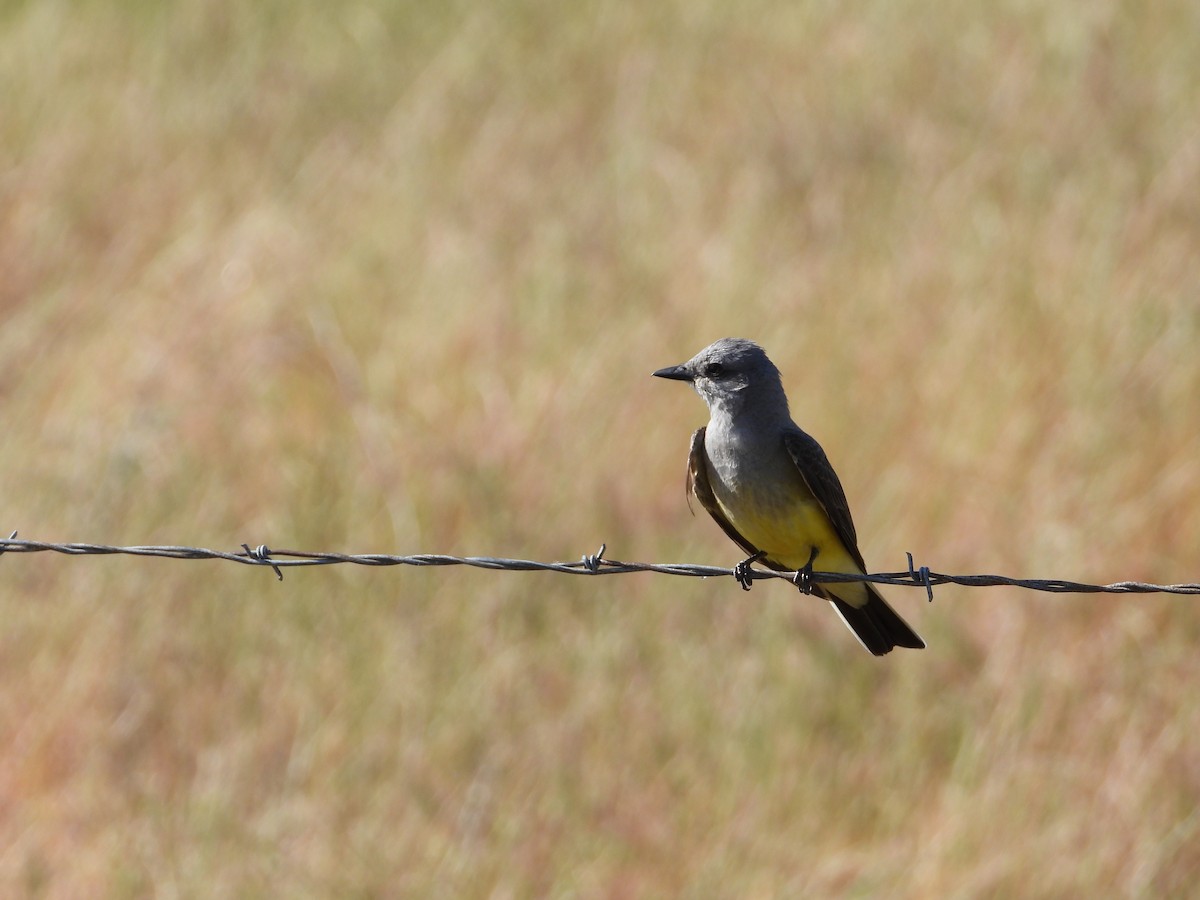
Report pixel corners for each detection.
[653,337,924,656]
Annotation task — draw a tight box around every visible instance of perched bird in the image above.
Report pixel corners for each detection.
[653,338,924,656]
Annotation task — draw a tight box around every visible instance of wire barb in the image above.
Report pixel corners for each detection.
[581,543,607,573]
[0,530,15,561]
[907,552,935,602]
[0,536,1197,595]
[242,543,284,581]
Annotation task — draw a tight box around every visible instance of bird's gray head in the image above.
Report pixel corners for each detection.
[652,337,789,420]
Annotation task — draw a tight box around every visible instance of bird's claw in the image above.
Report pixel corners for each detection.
[791,546,819,595]
[734,551,767,591]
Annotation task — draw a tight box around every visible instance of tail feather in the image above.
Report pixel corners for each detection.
[827,585,925,656]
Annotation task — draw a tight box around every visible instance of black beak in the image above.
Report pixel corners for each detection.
[652,364,692,382]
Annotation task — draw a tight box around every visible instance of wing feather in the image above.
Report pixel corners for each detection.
[781,430,868,572]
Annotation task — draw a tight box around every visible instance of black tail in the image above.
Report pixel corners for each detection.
[828,585,925,656]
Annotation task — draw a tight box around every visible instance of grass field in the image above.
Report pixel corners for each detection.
[3,0,1200,895]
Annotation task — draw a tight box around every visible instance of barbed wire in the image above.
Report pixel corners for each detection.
[2,534,1197,598]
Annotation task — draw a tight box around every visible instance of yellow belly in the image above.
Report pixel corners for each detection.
[714,481,868,606]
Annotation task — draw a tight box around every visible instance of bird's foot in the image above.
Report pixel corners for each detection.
[791,546,819,595]
[734,551,767,591]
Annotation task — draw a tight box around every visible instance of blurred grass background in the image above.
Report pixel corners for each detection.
[3,0,1200,895]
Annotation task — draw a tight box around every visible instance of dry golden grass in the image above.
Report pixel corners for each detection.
[3,0,1200,895]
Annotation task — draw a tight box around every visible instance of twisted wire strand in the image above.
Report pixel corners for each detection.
[1,536,1197,595]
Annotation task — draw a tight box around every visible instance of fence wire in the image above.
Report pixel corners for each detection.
[2,535,1197,598]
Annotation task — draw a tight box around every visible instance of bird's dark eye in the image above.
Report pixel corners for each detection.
[703,363,726,379]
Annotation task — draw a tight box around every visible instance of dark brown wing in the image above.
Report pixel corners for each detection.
[781,429,868,572]
[685,427,763,560]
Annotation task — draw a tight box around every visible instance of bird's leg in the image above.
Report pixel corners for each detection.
[792,546,819,595]
[734,550,767,591]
